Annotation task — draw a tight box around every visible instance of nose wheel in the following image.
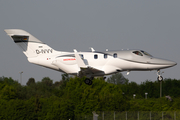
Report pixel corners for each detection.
[157,70,164,82]
[157,76,163,81]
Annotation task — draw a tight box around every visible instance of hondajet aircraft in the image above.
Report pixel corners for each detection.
[5,29,177,85]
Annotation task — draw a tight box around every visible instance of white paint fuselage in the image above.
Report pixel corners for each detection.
[28,49,177,77]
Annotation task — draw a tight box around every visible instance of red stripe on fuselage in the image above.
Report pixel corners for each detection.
[63,58,76,61]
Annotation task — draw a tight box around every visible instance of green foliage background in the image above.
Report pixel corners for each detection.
[0,73,180,119]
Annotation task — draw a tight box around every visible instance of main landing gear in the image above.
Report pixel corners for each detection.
[157,70,164,82]
[84,77,94,85]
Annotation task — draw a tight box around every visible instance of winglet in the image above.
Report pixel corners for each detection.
[74,52,86,68]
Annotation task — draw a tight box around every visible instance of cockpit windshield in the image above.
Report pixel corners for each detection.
[133,50,153,57]
[140,50,153,57]
[133,51,143,56]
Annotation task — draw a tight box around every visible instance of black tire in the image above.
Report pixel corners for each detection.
[84,78,93,85]
[157,76,163,82]
[89,80,92,85]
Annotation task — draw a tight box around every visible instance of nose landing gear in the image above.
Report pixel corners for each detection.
[157,70,164,81]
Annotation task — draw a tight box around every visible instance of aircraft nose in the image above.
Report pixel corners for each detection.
[152,58,177,68]
[165,60,177,67]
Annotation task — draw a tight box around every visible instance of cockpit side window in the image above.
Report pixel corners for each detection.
[133,51,143,56]
[140,50,153,57]
[80,54,84,59]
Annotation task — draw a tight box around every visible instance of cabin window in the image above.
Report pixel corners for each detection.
[94,54,98,59]
[113,53,117,58]
[133,51,143,56]
[80,54,84,59]
[104,54,108,59]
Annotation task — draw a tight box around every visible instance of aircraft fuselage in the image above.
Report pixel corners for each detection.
[28,49,176,77]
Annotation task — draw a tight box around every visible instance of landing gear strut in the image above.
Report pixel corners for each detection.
[157,70,164,82]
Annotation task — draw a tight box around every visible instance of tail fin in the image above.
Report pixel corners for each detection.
[4,29,54,58]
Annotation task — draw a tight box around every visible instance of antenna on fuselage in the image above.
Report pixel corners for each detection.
[90,47,95,52]
[73,49,78,52]
[126,71,130,75]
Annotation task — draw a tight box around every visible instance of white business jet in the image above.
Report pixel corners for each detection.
[5,29,177,85]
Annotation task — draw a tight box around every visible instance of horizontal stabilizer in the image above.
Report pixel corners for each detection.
[4,29,42,43]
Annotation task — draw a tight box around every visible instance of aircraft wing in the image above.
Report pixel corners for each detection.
[80,66,104,75]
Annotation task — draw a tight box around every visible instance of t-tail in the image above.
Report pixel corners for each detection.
[4,29,55,58]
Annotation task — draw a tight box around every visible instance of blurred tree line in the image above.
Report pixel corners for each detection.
[0,73,180,119]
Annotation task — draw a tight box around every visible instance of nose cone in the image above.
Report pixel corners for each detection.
[151,58,177,69]
[163,60,177,67]
[167,61,177,66]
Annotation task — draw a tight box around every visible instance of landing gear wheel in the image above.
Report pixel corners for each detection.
[89,80,92,85]
[84,78,93,85]
[157,76,163,82]
[157,70,164,82]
